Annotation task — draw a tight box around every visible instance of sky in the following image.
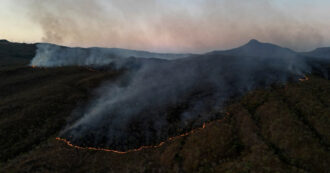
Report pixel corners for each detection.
[0,0,330,53]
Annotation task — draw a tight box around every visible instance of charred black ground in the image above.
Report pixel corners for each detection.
[1,40,330,172]
[32,40,329,151]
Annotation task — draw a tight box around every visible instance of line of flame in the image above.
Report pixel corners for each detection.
[83,67,98,72]
[53,75,311,154]
[56,123,207,154]
[299,75,309,82]
[56,114,229,154]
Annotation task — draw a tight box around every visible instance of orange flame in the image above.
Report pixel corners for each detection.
[299,76,309,82]
[84,67,97,72]
[55,120,220,154]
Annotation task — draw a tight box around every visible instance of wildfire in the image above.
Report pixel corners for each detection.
[83,67,98,72]
[299,75,309,82]
[30,65,98,72]
[55,117,226,154]
[30,66,48,70]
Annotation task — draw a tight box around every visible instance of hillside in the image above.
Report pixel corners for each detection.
[1,73,329,172]
[0,41,329,172]
[0,40,36,66]
[302,47,330,59]
[208,39,297,58]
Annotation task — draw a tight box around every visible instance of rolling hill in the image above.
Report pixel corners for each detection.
[207,39,297,58]
[0,40,329,173]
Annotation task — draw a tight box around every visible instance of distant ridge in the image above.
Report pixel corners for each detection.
[37,43,195,60]
[0,39,36,60]
[2,38,330,61]
[0,39,10,44]
[302,47,330,58]
[208,39,297,58]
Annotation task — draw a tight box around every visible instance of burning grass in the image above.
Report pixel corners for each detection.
[1,40,329,172]
[0,64,123,162]
[55,119,222,154]
[299,75,310,82]
[1,75,330,172]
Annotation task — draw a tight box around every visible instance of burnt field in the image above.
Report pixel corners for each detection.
[0,40,330,172]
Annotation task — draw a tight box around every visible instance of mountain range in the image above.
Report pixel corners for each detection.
[2,39,330,63]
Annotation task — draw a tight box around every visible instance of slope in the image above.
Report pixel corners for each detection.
[1,75,329,173]
[0,40,329,173]
[208,39,297,58]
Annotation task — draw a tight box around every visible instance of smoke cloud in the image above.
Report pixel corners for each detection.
[30,40,330,150]
[17,0,330,53]
[31,43,191,67]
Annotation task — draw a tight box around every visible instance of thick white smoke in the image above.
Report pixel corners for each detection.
[30,41,329,151]
[30,43,191,67]
[31,44,116,67]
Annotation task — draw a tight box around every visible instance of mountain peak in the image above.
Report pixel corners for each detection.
[0,39,10,44]
[208,39,296,57]
[247,39,261,44]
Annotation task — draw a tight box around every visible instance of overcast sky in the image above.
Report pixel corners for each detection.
[1,0,330,53]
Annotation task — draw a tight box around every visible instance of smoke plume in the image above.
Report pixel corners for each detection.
[31,43,191,67]
[30,40,330,150]
[18,0,330,53]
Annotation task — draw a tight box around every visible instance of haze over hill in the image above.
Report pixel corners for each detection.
[1,39,330,172]
[208,39,297,58]
[24,39,330,151]
[1,1,330,172]
[303,47,330,59]
[30,43,193,68]
[3,0,330,53]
